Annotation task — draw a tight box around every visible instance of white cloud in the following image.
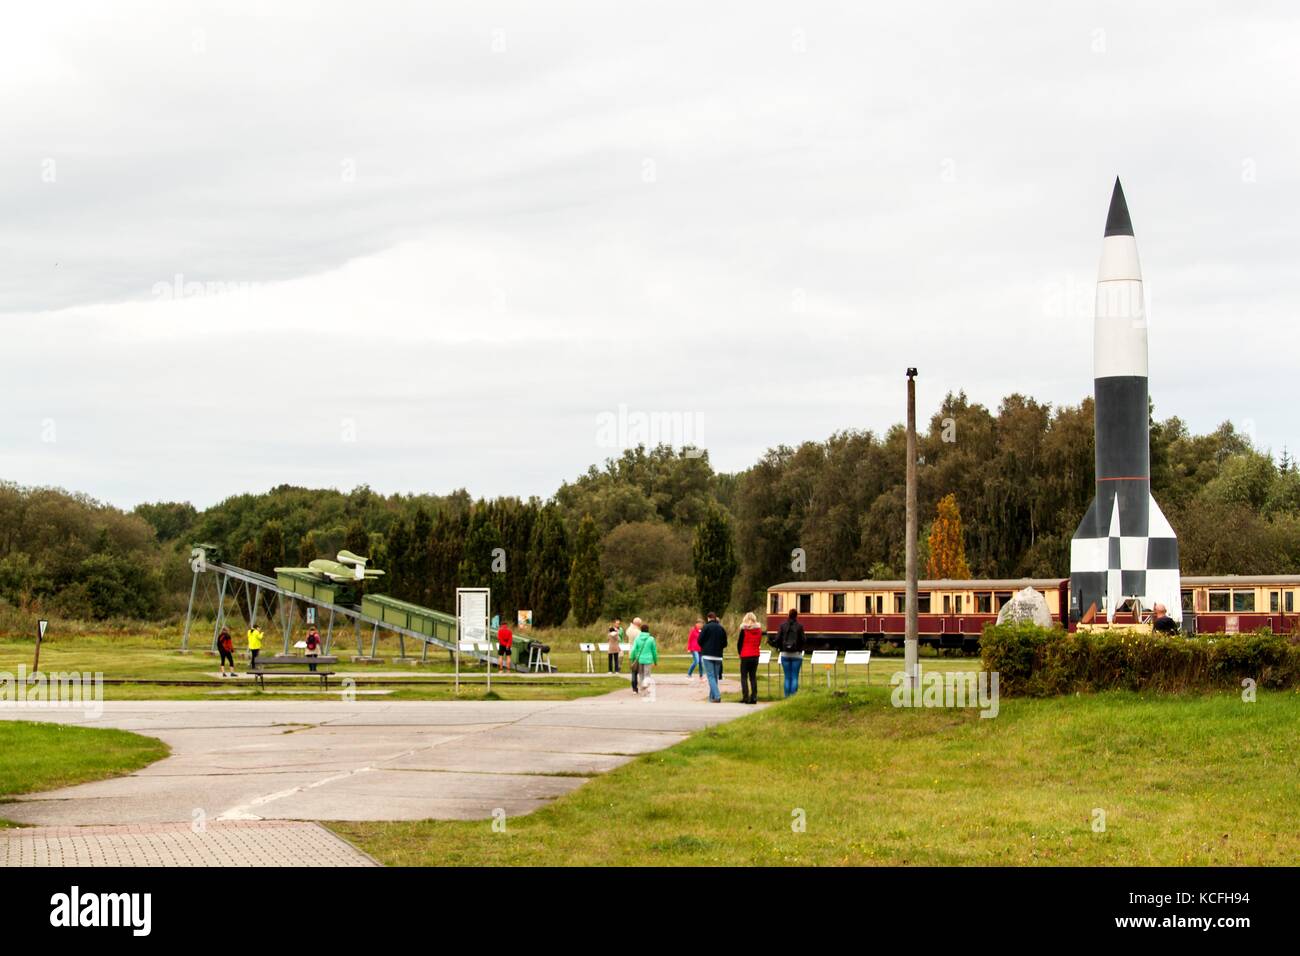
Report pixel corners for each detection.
[3,0,1299,507]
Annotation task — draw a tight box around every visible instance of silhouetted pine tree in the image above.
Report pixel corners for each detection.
[569,513,604,626]
[527,503,571,627]
[692,506,738,615]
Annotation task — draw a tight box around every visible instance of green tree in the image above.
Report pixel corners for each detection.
[384,517,410,599]
[693,506,738,615]
[255,521,286,576]
[428,510,467,611]
[343,519,369,557]
[527,503,571,627]
[408,508,435,606]
[457,507,505,614]
[569,513,605,626]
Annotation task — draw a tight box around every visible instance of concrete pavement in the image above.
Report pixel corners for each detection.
[1,674,756,865]
[0,821,378,866]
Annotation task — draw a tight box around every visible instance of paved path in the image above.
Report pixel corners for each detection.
[0,821,377,866]
[1,674,754,865]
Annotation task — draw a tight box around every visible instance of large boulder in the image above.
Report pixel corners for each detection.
[996,586,1054,628]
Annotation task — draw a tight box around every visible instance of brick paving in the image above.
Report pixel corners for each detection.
[0,821,377,867]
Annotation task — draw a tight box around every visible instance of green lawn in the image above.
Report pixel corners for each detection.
[0,635,618,701]
[0,722,169,817]
[331,686,1300,866]
[0,631,962,701]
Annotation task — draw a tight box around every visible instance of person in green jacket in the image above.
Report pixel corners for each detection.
[629,623,659,699]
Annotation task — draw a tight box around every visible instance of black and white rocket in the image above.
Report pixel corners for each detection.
[1070,179,1181,623]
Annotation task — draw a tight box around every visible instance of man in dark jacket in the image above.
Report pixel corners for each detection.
[697,612,728,702]
[775,609,806,697]
[1151,603,1180,635]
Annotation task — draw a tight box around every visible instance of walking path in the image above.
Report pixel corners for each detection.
[1,674,755,866]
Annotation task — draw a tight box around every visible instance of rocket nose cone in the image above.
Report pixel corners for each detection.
[1105,178,1134,237]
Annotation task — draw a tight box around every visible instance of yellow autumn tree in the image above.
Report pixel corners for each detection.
[926,493,971,579]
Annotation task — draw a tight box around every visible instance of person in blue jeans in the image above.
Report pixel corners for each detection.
[696,612,728,702]
[686,619,704,681]
[775,608,806,697]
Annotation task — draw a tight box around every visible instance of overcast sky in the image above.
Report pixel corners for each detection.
[3,1,1298,510]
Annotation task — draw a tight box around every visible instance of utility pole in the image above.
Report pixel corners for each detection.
[905,369,919,691]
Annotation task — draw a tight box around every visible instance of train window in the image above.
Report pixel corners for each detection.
[1270,591,1280,613]
[1288,592,1296,613]
[975,592,992,613]
[1232,591,1255,612]
[943,594,951,614]
[1181,590,1195,613]
[894,592,906,614]
[953,594,963,613]
[798,593,812,614]
[831,593,846,614]
[869,594,883,614]
[770,593,782,614]
[995,591,1012,610]
[917,592,932,613]
[1208,590,1230,612]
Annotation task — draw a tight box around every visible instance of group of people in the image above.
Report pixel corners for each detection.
[606,617,660,696]
[684,609,807,702]
[215,621,324,677]
[600,607,810,704]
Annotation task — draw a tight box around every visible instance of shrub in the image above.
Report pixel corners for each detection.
[981,623,1300,696]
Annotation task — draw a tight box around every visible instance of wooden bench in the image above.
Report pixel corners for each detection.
[247,655,338,689]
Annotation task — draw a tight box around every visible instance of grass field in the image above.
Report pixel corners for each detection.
[331,685,1300,866]
[0,721,169,825]
[0,631,959,701]
[0,633,627,701]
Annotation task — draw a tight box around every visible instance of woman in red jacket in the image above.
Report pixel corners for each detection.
[686,618,704,682]
[737,612,764,704]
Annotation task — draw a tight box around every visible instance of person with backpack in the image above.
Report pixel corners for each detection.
[736,612,763,704]
[697,612,728,703]
[629,622,659,699]
[217,626,236,677]
[305,625,322,672]
[774,608,806,697]
[626,618,642,693]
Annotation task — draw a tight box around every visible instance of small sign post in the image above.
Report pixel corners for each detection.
[34,619,48,674]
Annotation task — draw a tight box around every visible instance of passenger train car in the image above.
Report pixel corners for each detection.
[764,575,1300,651]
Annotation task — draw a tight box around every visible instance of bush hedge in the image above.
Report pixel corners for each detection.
[981,621,1300,696]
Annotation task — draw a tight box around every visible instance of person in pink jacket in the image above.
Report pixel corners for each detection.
[686,618,704,681]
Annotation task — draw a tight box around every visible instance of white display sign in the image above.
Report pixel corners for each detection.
[457,588,490,643]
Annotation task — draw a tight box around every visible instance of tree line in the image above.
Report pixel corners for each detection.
[2,391,1297,624]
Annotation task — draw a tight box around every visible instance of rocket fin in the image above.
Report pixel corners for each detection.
[1144,494,1182,622]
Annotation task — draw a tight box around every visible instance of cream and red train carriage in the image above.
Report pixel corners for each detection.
[764,574,1300,650]
[764,578,1069,653]
[1180,575,1300,635]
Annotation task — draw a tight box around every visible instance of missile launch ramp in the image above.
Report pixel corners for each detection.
[180,548,490,664]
